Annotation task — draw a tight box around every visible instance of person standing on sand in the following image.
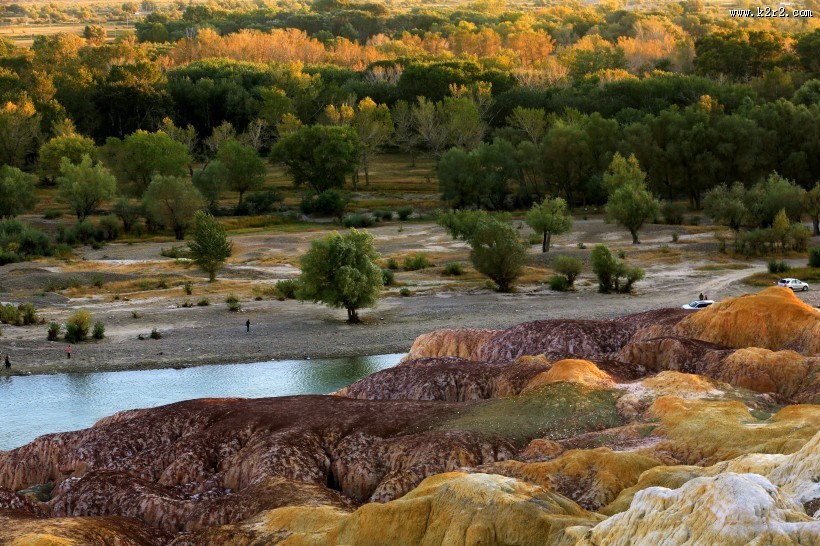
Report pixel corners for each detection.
[66,345,71,359]
[246,319,250,332]
[4,354,9,369]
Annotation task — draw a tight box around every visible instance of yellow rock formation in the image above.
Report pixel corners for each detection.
[717,347,811,397]
[475,448,662,511]
[641,371,728,398]
[402,329,498,362]
[522,359,614,392]
[648,396,820,465]
[674,287,820,355]
[243,473,602,546]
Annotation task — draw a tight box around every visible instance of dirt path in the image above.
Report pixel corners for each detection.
[0,221,816,376]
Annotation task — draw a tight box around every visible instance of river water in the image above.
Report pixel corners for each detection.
[0,353,404,451]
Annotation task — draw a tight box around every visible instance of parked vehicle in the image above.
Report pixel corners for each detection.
[776,278,809,291]
[681,300,714,310]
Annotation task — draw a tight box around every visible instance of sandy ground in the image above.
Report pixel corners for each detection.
[0,219,817,376]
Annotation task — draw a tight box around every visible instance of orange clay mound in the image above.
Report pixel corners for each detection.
[641,371,728,398]
[674,287,820,355]
[717,348,811,398]
[0,514,169,545]
[522,359,614,392]
[402,329,499,362]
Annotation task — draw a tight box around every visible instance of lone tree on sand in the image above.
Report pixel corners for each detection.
[188,211,232,281]
[298,228,383,323]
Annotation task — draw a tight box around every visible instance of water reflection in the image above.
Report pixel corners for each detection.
[0,354,403,451]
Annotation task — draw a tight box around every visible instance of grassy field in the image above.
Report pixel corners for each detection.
[0,23,134,46]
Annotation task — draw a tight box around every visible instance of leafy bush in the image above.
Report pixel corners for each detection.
[591,244,645,293]
[552,255,582,287]
[672,232,679,242]
[91,274,105,288]
[374,210,393,220]
[92,321,105,340]
[160,246,190,259]
[399,287,411,296]
[386,257,399,270]
[342,213,375,228]
[0,219,53,264]
[65,310,91,342]
[442,262,463,276]
[98,214,120,240]
[47,321,61,341]
[768,260,791,273]
[548,275,569,291]
[150,328,162,339]
[197,297,210,306]
[403,253,430,271]
[382,268,395,286]
[662,201,686,225]
[183,281,193,295]
[274,279,300,299]
[397,206,413,221]
[226,293,241,312]
[0,304,19,325]
[234,189,283,216]
[300,189,348,219]
[17,303,37,325]
[181,300,193,308]
[57,219,106,247]
[527,232,542,245]
[810,247,820,268]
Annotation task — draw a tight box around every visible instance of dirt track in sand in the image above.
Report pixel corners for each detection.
[0,219,816,375]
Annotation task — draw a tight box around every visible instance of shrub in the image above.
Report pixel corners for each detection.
[768,260,790,273]
[54,243,73,260]
[527,232,542,245]
[382,268,395,286]
[160,246,190,259]
[662,202,686,225]
[342,213,375,228]
[484,279,498,290]
[226,293,241,312]
[403,253,430,271]
[65,310,91,342]
[17,303,37,325]
[131,310,141,319]
[234,189,283,216]
[672,232,679,242]
[0,304,19,325]
[552,256,582,287]
[397,206,413,221]
[591,244,645,293]
[386,257,399,270]
[91,274,104,288]
[150,328,162,339]
[47,321,61,341]
[274,279,300,299]
[442,262,463,276]
[0,219,53,263]
[300,189,348,219]
[183,281,192,295]
[399,287,411,296]
[197,297,210,306]
[181,300,193,308]
[548,275,569,291]
[374,210,393,220]
[98,214,121,240]
[577,242,586,249]
[810,247,820,268]
[92,321,105,340]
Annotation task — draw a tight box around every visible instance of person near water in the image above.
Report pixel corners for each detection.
[66,345,71,359]
[246,319,250,332]
[4,354,9,369]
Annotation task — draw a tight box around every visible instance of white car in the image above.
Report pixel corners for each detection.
[682,300,714,310]
[777,278,809,291]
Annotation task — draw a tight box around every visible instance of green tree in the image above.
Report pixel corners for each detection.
[142,175,204,240]
[604,153,659,244]
[57,155,117,220]
[703,182,749,241]
[272,125,361,195]
[469,218,528,292]
[745,172,806,227]
[804,183,820,236]
[102,130,191,196]
[0,166,38,218]
[525,197,573,252]
[215,139,266,205]
[552,255,582,288]
[351,97,393,187]
[39,133,97,183]
[83,25,106,46]
[298,228,383,323]
[193,160,228,210]
[188,211,232,281]
[591,244,644,293]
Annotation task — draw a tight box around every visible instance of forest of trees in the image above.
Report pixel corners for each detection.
[0,0,817,253]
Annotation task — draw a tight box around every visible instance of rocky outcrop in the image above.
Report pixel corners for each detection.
[614,337,730,375]
[575,473,820,546]
[336,356,551,401]
[522,359,614,392]
[0,512,171,545]
[402,328,498,361]
[674,286,820,355]
[183,472,602,546]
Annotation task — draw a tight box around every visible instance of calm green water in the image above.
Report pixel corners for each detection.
[0,354,403,451]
